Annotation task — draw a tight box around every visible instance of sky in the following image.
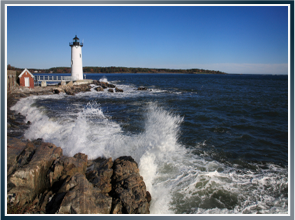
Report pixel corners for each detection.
[7,5,289,74]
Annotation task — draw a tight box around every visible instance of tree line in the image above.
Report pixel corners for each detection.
[83,66,226,74]
[7,65,226,74]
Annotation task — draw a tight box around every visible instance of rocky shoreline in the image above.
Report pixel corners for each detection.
[6,81,151,214]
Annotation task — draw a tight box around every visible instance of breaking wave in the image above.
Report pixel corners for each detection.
[10,96,288,214]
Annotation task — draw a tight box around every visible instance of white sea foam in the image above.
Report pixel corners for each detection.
[74,76,174,99]
[99,76,108,83]
[10,93,288,214]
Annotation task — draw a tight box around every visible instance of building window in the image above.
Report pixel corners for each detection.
[80,54,81,58]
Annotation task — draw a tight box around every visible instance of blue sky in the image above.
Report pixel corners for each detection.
[7,5,289,74]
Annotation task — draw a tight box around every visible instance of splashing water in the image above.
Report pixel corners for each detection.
[99,76,108,83]
[11,97,185,213]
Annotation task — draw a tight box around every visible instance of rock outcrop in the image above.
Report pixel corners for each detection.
[55,173,112,214]
[86,157,113,193]
[115,88,123,93]
[95,87,104,92]
[107,84,116,88]
[138,86,147,91]
[7,138,151,214]
[92,80,123,93]
[63,84,91,95]
[110,156,151,214]
[8,140,63,207]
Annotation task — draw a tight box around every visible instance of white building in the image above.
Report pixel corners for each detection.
[69,35,83,80]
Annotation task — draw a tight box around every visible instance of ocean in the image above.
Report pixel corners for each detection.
[11,73,289,214]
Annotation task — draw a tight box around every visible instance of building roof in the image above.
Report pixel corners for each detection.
[18,68,34,78]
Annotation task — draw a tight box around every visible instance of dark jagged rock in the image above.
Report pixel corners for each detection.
[7,137,27,177]
[108,89,114,93]
[78,84,91,92]
[7,138,151,214]
[63,84,92,95]
[86,157,113,193]
[138,86,147,91]
[110,156,150,214]
[64,87,75,95]
[100,82,108,89]
[8,141,63,206]
[107,84,116,88]
[48,153,88,187]
[115,88,123,93]
[57,173,112,214]
[16,141,36,167]
[20,93,28,97]
[93,81,117,90]
[146,191,152,203]
[95,87,104,92]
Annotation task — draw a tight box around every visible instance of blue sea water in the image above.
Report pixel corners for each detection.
[12,73,289,214]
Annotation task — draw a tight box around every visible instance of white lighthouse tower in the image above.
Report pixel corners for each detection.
[69,35,83,80]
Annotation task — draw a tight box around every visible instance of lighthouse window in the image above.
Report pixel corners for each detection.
[80,54,81,58]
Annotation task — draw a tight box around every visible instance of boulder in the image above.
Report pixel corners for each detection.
[48,153,88,187]
[67,81,74,87]
[57,84,92,95]
[86,157,113,193]
[95,87,104,92]
[108,89,114,93]
[73,87,81,93]
[138,86,147,91]
[115,88,123,93]
[6,121,151,214]
[110,156,150,214]
[107,84,116,88]
[78,84,91,92]
[64,87,75,95]
[57,173,112,214]
[20,93,28,97]
[16,141,36,168]
[7,137,27,177]
[100,82,108,89]
[8,142,63,206]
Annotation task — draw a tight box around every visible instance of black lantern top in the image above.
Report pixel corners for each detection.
[69,35,83,47]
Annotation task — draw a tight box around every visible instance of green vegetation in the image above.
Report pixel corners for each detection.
[7,65,226,74]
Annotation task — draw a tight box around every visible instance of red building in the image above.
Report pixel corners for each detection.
[19,69,34,89]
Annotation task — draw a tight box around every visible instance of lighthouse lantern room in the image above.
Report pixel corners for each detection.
[69,35,83,80]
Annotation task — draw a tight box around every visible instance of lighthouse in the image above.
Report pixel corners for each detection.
[69,35,83,80]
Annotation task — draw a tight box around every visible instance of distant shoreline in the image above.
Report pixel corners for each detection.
[83,72,227,74]
[8,65,227,75]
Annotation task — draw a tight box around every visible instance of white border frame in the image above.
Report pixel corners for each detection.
[4,3,292,217]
